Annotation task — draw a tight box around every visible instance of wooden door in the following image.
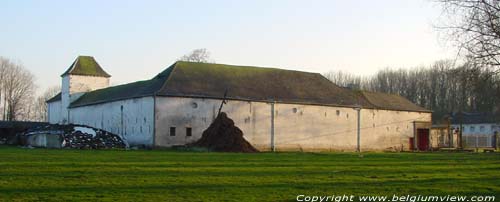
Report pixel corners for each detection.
[417,129,429,151]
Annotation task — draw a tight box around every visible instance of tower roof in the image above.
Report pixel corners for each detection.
[61,56,111,77]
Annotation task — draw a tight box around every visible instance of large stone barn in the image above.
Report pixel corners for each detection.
[47,56,432,151]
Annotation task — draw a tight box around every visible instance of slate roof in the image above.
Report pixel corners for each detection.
[67,61,429,112]
[0,121,49,129]
[449,112,499,124]
[359,91,429,112]
[46,92,61,103]
[61,56,111,77]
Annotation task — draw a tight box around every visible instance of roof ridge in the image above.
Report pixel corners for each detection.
[175,61,321,75]
[154,62,178,96]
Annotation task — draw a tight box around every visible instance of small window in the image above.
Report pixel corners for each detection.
[470,126,475,132]
[186,127,192,137]
[292,108,297,113]
[336,110,340,116]
[170,127,176,136]
[479,126,485,132]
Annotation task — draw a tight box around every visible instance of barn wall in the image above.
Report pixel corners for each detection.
[155,97,431,151]
[360,109,430,151]
[154,97,272,150]
[47,100,62,124]
[69,97,155,146]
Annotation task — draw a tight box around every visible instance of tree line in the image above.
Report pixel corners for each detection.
[0,57,58,122]
[324,60,500,122]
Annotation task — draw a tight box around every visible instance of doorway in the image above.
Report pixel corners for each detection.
[417,129,430,151]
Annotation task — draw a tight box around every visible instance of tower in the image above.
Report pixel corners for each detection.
[60,56,111,123]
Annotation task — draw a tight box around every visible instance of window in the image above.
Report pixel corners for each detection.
[336,110,340,116]
[292,108,297,113]
[479,126,485,132]
[170,127,176,136]
[186,127,192,137]
[470,126,475,132]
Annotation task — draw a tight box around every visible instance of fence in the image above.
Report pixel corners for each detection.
[463,134,496,148]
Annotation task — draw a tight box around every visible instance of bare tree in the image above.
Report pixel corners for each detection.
[436,0,500,72]
[323,71,362,89]
[178,48,214,63]
[0,57,8,120]
[1,60,36,121]
[32,86,60,121]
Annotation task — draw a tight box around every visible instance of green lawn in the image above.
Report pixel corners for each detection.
[0,146,498,201]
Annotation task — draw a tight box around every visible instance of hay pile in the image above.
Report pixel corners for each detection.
[190,112,258,153]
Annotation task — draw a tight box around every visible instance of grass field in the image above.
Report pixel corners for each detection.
[0,146,498,201]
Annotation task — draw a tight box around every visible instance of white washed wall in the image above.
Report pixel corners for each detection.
[154,97,431,151]
[452,123,499,136]
[69,97,155,146]
[360,109,430,151]
[61,75,110,124]
[47,100,62,124]
[451,123,499,148]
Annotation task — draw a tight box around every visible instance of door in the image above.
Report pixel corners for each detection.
[417,129,430,151]
[409,137,415,150]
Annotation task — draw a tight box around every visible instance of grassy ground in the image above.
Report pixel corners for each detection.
[0,146,498,201]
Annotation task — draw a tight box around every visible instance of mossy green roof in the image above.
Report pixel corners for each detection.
[69,61,430,112]
[62,56,111,77]
[155,62,370,107]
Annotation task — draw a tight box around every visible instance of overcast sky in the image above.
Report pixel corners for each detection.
[1,0,455,91]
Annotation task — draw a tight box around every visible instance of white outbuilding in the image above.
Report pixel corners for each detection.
[47,56,432,151]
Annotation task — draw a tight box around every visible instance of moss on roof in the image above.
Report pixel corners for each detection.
[360,91,430,112]
[156,61,369,107]
[70,61,430,112]
[61,56,111,77]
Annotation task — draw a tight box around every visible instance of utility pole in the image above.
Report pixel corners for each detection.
[355,106,361,152]
[270,100,275,152]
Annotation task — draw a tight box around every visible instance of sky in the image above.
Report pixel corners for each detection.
[0,0,456,92]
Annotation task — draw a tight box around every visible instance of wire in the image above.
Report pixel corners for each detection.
[277,116,428,144]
